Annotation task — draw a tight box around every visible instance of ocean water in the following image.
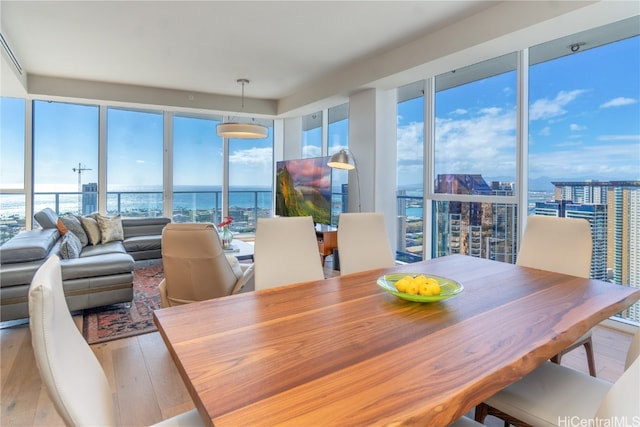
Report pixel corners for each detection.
[0,186,273,218]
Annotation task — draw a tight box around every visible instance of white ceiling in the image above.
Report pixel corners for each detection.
[1,1,638,116]
[1,2,494,97]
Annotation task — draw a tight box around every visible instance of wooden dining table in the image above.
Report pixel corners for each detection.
[153,254,640,427]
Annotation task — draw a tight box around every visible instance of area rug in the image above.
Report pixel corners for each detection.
[82,259,163,345]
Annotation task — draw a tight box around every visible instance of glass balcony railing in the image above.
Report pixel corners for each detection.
[1,189,638,326]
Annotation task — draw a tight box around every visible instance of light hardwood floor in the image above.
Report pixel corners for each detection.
[1,260,635,426]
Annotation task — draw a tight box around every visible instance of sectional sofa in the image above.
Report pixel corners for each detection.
[0,208,170,321]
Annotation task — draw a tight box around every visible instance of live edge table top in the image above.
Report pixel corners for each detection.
[154,254,640,427]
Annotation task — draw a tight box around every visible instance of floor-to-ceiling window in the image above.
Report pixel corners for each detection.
[172,115,223,224]
[528,22,640,323]
[328,103,349,224]
[394,17,639,326]
[0,97,26,243]
[432,53,518,262]
[302,111,322,158]
[106,108,163,217]
[397,81,425,262]
[228,119,274,235]
[33,101,99,219]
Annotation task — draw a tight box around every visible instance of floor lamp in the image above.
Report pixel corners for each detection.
[328,149,361,212]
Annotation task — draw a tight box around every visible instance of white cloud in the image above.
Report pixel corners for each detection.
[569,123,585,131]
[480,107,502,116]
[302,145,322,158]
[598,135,640,141]
[229,147,272,166]
[528,142,640,180]
[396,121,424,186]
[555,140,583,147]
[451,108,467,115]
[397,121,423,162]
[529,89,587,121]
[600,97,637,108]
[539,126,551,136]
[433,108,517,177]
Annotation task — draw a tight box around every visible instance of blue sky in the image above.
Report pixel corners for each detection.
[397,35,640,190]
[2,36,638,194]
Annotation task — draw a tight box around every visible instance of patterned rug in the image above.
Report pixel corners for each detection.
[82,259,163,345]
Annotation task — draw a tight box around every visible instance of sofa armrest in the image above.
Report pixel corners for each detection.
[0,229,60,264]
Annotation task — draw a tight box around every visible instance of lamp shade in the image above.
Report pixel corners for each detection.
[217,122,268,139]
[327,150,355,170]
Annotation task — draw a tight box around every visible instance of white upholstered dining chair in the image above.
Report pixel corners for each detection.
[254,216,325,290]
[159,222,254,307]
[475,327,640,426]
[337,212,395,275]
[28,255,203,426]
[516,215,596,376]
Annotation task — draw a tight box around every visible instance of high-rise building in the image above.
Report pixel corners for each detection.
[565,203,608,281]
[550,180,640,322]
[433,175,518,261]
[552,180,609,204]
[82,182,98,215]
[630,189,640,288]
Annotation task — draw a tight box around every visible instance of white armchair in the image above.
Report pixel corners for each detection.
[159,223,254,307]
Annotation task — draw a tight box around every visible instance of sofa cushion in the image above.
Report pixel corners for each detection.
[59,232,82,259]
[0,229,59,264]
[59,214,89,247]
[95,214,124,244]
[123,235,162,253]
[80,215,102,245]
[60,252,134,281]
[34,208,59,229]
[79,241,127,258]
[122,217,171,238]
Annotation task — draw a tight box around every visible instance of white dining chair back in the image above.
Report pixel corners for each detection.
[29,255,116,426]
[518,214,597,376]
[29,255,202,427]
[254,216,325,290]
[625,326,640,370]
[517,215,592,278]
[337,212,395,275]
[595,355,639,421]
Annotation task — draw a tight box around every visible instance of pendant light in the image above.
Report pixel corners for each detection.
[217,79,268,139]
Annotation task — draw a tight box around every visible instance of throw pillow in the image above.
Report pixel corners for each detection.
[95,214,124,244]
[59,232,82,259]
[34,208,59,229]
[80,215,102,245]
[60,214,89,247]
[56,218,68,235]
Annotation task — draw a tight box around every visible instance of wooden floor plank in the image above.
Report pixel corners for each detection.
[33,386,65,427]
[0,327,43,427]
[111,336,164,426]
[0,325,25,390]
[137,332,194,421]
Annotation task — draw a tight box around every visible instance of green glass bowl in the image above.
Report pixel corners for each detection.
[377,273,463,302]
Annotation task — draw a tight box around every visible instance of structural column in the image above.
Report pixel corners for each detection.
[348,88,398,249]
